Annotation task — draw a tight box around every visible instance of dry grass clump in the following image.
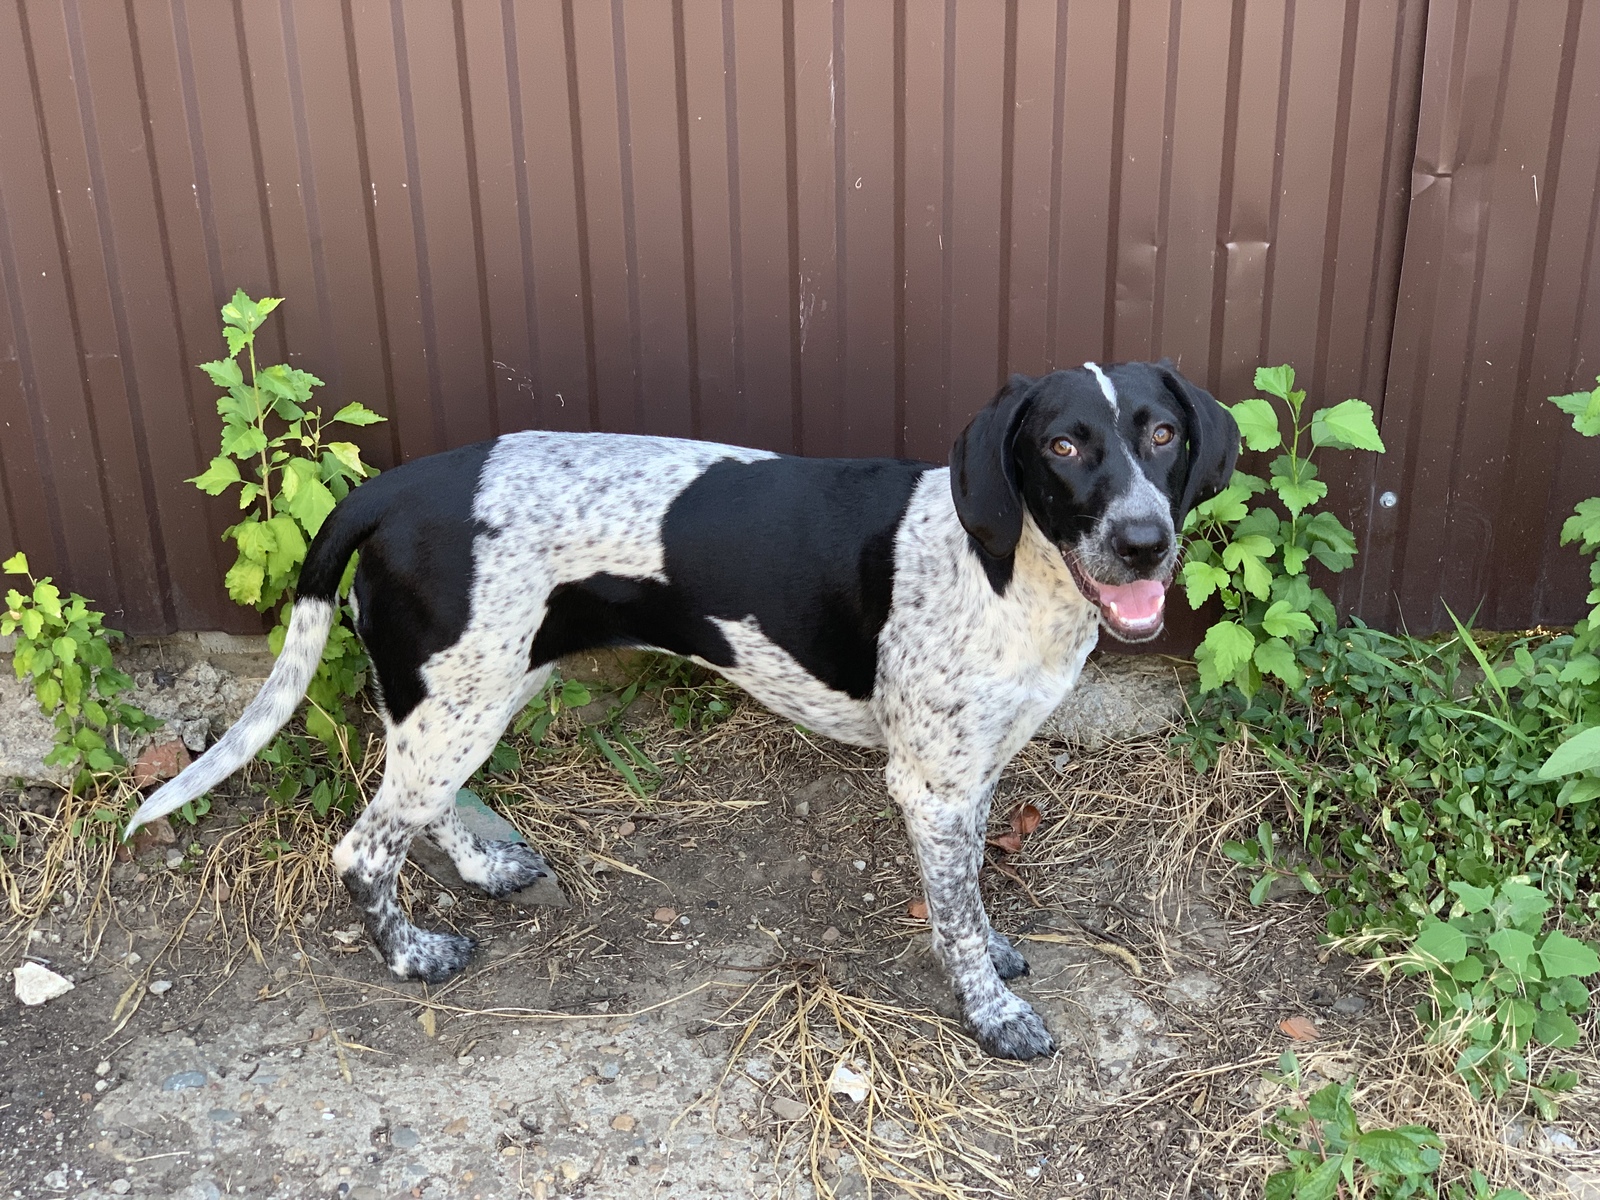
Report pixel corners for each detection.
[716,959,1048,1199]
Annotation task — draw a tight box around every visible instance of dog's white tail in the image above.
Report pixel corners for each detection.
[124,598,336,837]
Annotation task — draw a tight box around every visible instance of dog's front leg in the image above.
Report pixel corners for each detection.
[887,756,1055,1060]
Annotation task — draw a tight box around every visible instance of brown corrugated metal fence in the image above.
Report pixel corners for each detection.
[0,0,1595,641]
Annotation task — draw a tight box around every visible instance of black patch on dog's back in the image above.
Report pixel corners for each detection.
[530,456,930,699]
[347,441,495,723]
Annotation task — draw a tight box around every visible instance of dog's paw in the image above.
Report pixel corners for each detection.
[389,929,478,983]
[473,841,553,900]
[988,930,1030,980]
[970,1000,1056,1061]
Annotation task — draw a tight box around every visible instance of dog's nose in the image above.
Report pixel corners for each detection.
[1110,521,1171,571]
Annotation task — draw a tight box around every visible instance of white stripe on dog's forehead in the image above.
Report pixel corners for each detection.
[1083,362,1118,415]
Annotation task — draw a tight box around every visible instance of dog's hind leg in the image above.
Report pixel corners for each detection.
[333,687,519,982]
[425,804,555,899]
[422,665,557,900]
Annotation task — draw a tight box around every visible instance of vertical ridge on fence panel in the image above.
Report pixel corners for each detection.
[289,0,401,467]
[1002,0,1060,379]
[727,0,797,453]
[788,0,843,457]
[1049,0,1119,373]
[511,0,591,434]
[0,1,120,618]
[1368,0,1600,634]
[836,1,897,459]
[899,0,950,464]
[344,1,438,460]
[1488,0,1600,628]
[619,0,695,439]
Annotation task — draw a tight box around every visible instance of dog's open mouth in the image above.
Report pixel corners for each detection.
[1063,550,1170,643]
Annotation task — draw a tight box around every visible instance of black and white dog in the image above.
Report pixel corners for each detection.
[127,361,1236,1060]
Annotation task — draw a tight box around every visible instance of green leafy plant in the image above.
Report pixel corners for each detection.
[1261,1053,1528,1200]
[189,289,385,746]
[1535,377,1600,807]
[1182,365,1384,695]
[2,552,158,788]
[1401,878,1599,1105]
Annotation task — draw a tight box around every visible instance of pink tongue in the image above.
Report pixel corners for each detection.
[1098,579,1166,623]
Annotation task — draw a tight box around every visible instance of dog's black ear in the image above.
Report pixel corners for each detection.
[1159,362,1239,524]
[950,373,1036,559]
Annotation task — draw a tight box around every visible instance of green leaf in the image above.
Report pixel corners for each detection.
[1280,543,1309,575]
[3,552,29,575]
[1261,600,1316,640]
[1293,1154,1345,1200]
[199,357,244,389]
[1272,473,1328,517]
[1538,931,1600,979]
[35,675,61,713]
[189,456,243,495]
[278,458,337,535]
[1416,919,1469,964]
[1197,621,1256,692]
[1533,1009,1581,1049]
[1181,560,1231,609]
[1253,637,1302,688]
[1538,726,1600,779]
[225,557,266,607]
[1498,882,1551,930]
[1452,954,1485,983]
[1558,653,1600,685]
[20,608,43,640]
[220,422,269,458]
[1450,881,1495,914]
[1254,365,1296,402]
[331,402,387,426]
[1352,1127,1441,1176]
[231,518,276,564]
[263,513,306,580]
[1549,381,1600,437]
[1309,398,1386,452]
[1228,398,1282,452]
[1487,928,1537,976]
[324,441,366,478]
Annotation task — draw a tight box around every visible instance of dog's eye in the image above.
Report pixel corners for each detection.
[1049,437,1078,458]
[1151,424,1176,447]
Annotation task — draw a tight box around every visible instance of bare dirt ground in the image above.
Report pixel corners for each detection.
[3,677,1596,1200]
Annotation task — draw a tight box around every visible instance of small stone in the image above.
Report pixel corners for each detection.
[127,817,176,857]
[391,1126,420,1149]
[769,1095,809,1122]
[618,820,636,836]
[559,1161,581,1182]
[161,1071,207,1091]
[1332,995,1369,1016]
[442,1116,469,1136]
[94,1080,108,1092]
[178,718,210,754]
[148,979,172,995]
[109,1181,131,1196]
[821,927,842,944]
[611,1113,636,1132]
[861,893,876,903]
[653,907,678,924]
[44,1169,68,1191]
[166,850,185,870]
[124,952,141,967]
[95,1061,110,1076]
[133,740,191,789]
[436,893,455,911]
[13,962,74,1006]
[852,860,866,872]
[600,1061,621,1079]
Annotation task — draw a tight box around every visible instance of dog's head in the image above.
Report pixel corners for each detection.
[950,361,1238,642]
